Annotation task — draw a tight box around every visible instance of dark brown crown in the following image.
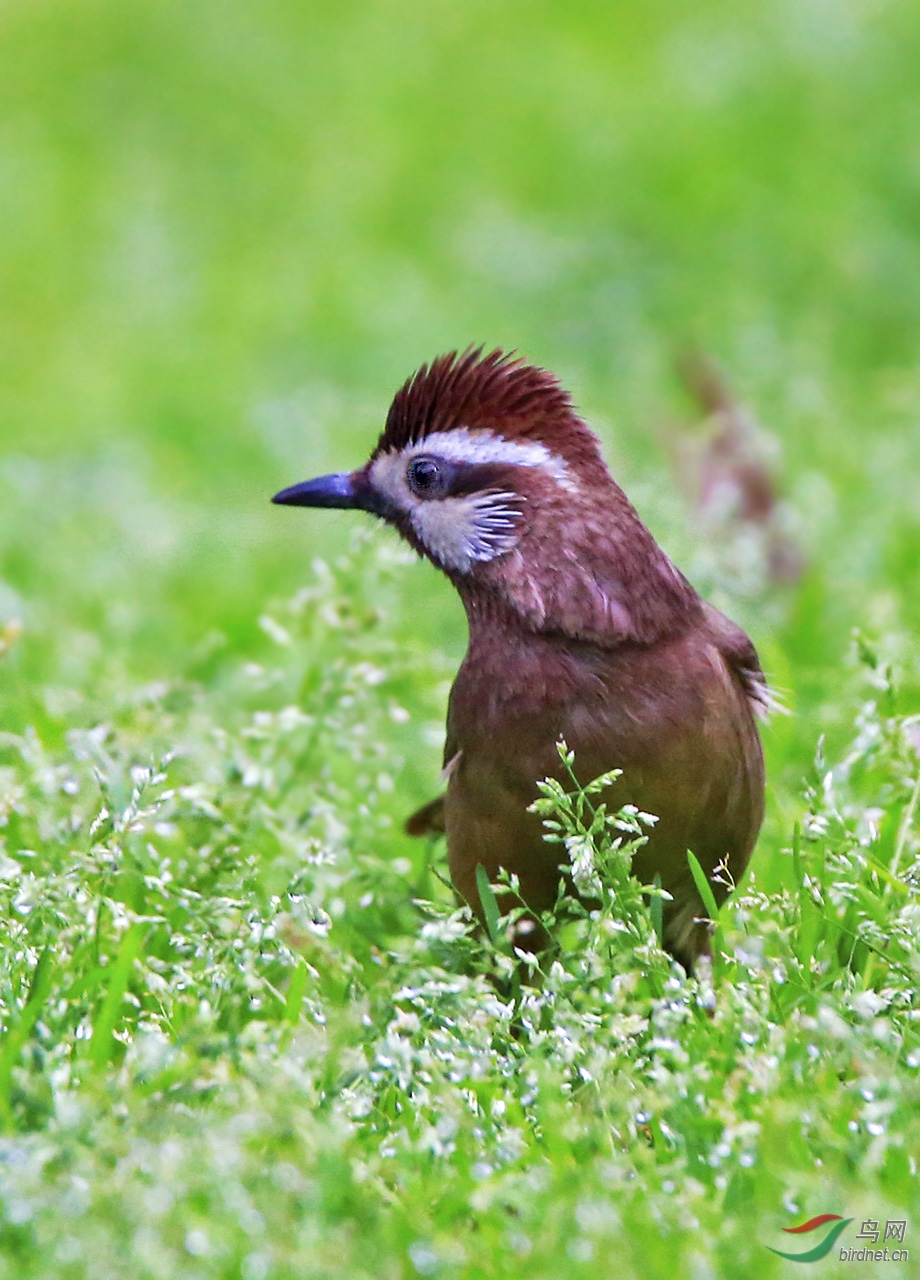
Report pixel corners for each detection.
[373,348,604,468]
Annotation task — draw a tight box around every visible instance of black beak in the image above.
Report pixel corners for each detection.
[272,472,361,509]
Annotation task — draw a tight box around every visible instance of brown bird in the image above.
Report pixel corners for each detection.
[273,349,767,969]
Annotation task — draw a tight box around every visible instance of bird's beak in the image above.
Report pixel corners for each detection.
[271,471,363,510]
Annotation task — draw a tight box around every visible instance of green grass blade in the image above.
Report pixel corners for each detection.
[650,872,663,946]
[89,922,144,1069]
[0,949,55,1128]
[475,864,504,950]
[687,850,720,922]
[687,850,725,976]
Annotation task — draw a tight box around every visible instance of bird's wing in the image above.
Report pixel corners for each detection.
[703,602,772,719]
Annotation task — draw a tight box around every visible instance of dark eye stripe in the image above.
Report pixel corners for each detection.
[444,461,520,497]
[405,455,524,502]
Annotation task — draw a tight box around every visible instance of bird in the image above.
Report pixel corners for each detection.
[272,348,767,969]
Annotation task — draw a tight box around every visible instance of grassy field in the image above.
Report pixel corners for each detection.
[1,0,920,1275]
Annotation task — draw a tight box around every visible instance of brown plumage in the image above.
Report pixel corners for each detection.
[273,349,767,969]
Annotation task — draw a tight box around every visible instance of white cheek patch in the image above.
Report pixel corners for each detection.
[410,491,522,573]
[367,427,575,573]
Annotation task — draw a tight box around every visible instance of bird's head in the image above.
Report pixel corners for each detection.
[274,349,698,644]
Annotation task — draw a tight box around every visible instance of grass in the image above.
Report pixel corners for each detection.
[1,0,920,1274]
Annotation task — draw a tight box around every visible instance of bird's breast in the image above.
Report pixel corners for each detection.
[442,624,764,934]
[446,631,696,779]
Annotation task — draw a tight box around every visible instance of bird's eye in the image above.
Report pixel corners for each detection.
[406,455,450,498]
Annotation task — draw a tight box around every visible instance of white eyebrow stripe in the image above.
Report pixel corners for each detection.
[400,427,575,489]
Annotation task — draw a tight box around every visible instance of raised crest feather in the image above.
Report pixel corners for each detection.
[373,348,601,467]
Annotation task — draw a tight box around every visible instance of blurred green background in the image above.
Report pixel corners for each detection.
[2,0,920,821]
[2,5,920,1271]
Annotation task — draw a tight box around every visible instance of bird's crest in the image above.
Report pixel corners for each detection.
[374,348,600,467]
